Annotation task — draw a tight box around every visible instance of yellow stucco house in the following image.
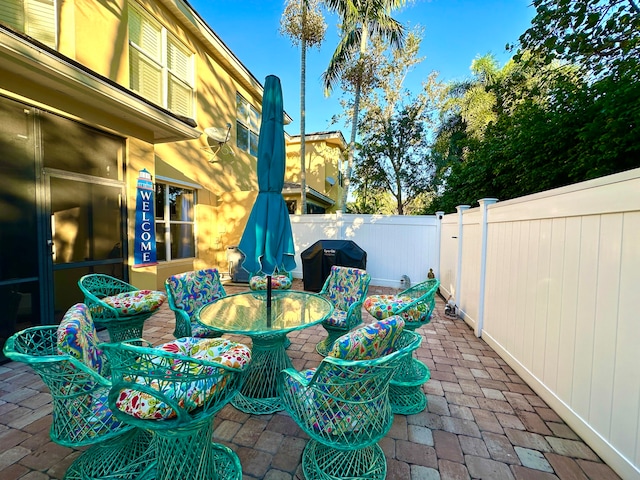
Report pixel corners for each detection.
[284,131,347,214]
[0,0,344,345]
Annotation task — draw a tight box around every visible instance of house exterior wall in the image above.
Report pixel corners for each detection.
[0,0,266,305]
[285,133,345,213]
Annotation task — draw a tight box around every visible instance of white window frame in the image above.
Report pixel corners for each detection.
[236,93,260,156]
[128,3,194,118]
[155,181,197,262]
[0,0,57,48]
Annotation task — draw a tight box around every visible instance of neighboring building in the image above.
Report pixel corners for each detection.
[0,0,315,354]
[284,131,346,214]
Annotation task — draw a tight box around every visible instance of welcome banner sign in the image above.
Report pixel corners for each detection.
[133,168,158,267]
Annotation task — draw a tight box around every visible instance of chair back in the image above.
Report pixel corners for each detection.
[102,337,250,430]
[3,304,129,447]
[281,316,420,446]
[57,303,106,375]
[78,274,136,321]
[399,278,440,325]
[321,266,371,312]
[400,277,439,300]
[165,268,226,318]
[165,269,226,338]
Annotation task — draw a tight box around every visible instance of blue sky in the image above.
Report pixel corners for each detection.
[188,0,536,135]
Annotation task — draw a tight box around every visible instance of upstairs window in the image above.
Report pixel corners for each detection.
[0,0,56,48]
[236,94,260,156]
[128,4,194,118]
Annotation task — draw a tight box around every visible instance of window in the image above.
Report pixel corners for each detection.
[155,183,195,261]
[0,0,56,48]
[128,4,194,117]
[236,94,260,156]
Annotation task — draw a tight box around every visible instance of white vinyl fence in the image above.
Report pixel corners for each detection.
[440,168,640,480]
[289,212,442,288]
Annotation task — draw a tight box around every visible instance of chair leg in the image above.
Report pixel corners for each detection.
[389,355,431,415]
[232,332,292,414]
[302,440,387,480]
[98,313,151,343]
[65,428,155,480]
[315,326,346,357]
[153,418,241,480]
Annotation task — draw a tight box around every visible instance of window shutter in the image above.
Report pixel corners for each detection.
[167,37,192,117]
[0,2,25,31]
[130,49,162,104]
[0,0,56,49]
[26,0,55,48]
[128,6,161,104]
[129,8,160,62]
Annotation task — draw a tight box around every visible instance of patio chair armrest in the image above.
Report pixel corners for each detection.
[170,309,194,337]
[281,367,311,388]
[345,299,365,317]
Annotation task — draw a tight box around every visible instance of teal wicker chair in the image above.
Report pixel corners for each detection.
[102,336,252,480]
[316,265,371,356]
[2,303,155,480]
[281,316,421,480]
[364,278,440,414]
[164,268,227,338]
[78,274,166,342]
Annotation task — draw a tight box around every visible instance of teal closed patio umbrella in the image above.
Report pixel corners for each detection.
[238,75,296,312]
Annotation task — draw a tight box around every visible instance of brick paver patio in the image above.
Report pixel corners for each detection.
[0,280,621,479]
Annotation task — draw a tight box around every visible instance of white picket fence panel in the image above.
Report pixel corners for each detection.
[289,212,442,288]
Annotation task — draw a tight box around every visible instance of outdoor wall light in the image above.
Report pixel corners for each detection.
[203,123,233,161]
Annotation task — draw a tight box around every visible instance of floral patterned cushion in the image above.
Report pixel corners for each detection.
[328,316,405,361]
[323,266,368,312]
[249,274,292,291]
[102,290,166,316]
[57,303,105,374]
[322,309,348,328]
[364,294,429,323]
[115,337,251,420]
[165,269,226,316]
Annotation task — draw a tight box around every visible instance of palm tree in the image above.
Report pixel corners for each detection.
[322,0,407,210]
[281,0,326,214]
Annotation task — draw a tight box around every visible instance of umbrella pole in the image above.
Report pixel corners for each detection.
[267,275,272,327]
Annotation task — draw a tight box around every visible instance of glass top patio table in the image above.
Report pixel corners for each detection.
[197,290,333,414]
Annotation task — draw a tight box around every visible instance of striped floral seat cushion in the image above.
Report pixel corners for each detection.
[249,274,292,291]
[322,309,348,328]
[115,337,251,420]
[364,294,427,323]
[102,290,166,316]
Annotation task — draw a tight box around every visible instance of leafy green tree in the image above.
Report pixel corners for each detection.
[281,0,326,214]
[321,0,407,211]
[515,0,640,76]
[342,29,442,215]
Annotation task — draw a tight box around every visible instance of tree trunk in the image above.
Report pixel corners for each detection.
[300,1,308,214]
[340,20,370,211]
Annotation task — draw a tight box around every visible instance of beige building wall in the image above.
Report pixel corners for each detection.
[285,132,346,213]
